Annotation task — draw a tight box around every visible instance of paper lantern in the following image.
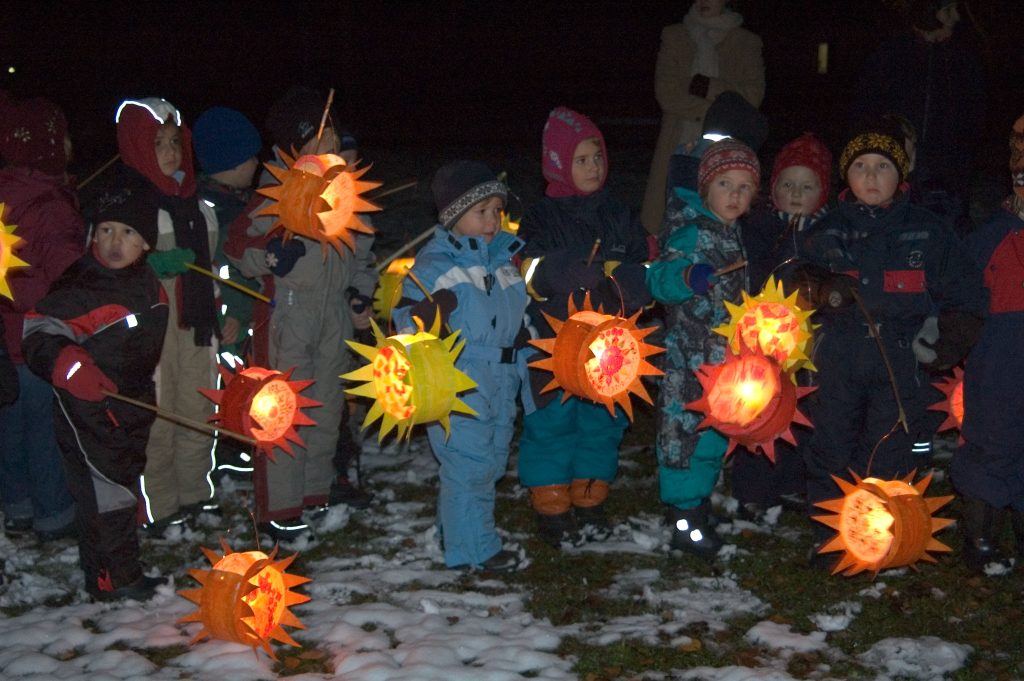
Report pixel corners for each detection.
[0,203,29,301]
[813,471,954,576]
[372,257,414,323]
[179,539,311,659]
[200,366,320,461]
[255,151,380,257]
[529,293,663,420]
[713,276,816,376]
[343,315,477,441]
[500,210,520,235]
[929,366,965,436]
[686,347,815,461]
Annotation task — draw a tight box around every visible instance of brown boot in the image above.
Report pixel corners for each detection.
[571,479,611,542]
[530,485,575,548]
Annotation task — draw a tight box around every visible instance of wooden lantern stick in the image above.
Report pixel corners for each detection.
[184,262,273,305]
[585,238,602,267]
[315,88,336,142]
[367,178,417,202]
[714,259,748,277]
[77,154,121,191]
[102,391,258,446]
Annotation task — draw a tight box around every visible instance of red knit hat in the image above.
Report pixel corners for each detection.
[0,96,69,175]
[1010,113,1024,200]
[770,133,832,213]
[698,139,761,194]
[541,106,608,198]
[115,97,197,198]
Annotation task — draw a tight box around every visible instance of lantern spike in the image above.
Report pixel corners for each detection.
[188,629,212,645]
[831,475,861,496]
[917,552,938,564]
[813,497,846,514]
[926,537,954,553]
[831,553,863,576]
[201,545,223,565]
[930,517,956,533]
[277,610,305,630]
[813,513,844,531]
[757,440,778,463]
[913,470,934,492]
[926,494,954,513]
[178,587,205,607]
[268,626,303,648]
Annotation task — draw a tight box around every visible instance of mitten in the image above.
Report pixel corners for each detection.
[916,310,984,373]
[265,237,306,277]
[912,316,940,365]
[409,289,458,328]
[789,263,857,309]
[147,247,196,278]
[683,263,718,296]
[689,74,711,99]
[821,274,858,309]
[532,249,605,296]
[609,262,653,313]
[52,345,117,402]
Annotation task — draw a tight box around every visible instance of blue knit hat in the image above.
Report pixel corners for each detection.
[192,106,262,174]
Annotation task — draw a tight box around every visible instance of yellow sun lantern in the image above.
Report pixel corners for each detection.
[714,276,816,377]
[255,151,380,258]
[529,293,664,420]
[179,539,311,660]
[0,203,29,301]
[929,366,965,437]
[372,257,415,324]
[200,366,320,461]
[813,471,954,576]
[343,315,478,442]
[686,347,815,461]
[500,210,520,235]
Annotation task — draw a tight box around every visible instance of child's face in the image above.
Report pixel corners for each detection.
[697,0,727,18]
[571,138,605,195]
[94,221,150,269]
[705,169,756,225]
[772,165,822,215]
[297,128,339,156]
[846,153,899,206]
[451,196,504,243]
[155,121,183,177]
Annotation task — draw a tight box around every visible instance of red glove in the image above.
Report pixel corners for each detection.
[52,345,117,402]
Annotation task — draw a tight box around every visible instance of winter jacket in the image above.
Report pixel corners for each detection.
[0,315,16,406]
[741,206,828,292]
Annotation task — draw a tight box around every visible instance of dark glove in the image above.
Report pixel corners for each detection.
[349,293,372,315]
[683,263,718,296]
[532,249,605,297]
[265,236,306,277]
[147,247,196,278]
[915,310,984,373]
[688,74,711,99]
[608,262,652,313]
[409,289,457,329]
[789,263,857,309]
[52,345,117,402]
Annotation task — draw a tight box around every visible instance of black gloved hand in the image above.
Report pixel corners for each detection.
[409,289,458,328]
[790,263,857,309]
[265,236,306,277]
[532,249,605,297]
[689,74,711,99]
[917,309,984,373]
[607,262,653,314]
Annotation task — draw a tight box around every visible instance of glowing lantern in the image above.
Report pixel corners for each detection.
[529,293,664,420]
[255,151,380,257]
[500,210,520,235]
[0,203,29,301]
[200,366,320,461]
[714,276,816,376]
[929,366,965,436]
[686,347,815,461]
[813,471,954,576]
[179,539,311,659]
[343,315,478,441]
[372,257,414,323]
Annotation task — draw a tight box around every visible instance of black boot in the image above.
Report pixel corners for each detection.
[536,511,579,548]
[960,496,1012,574]
[574,504,612,543]
[666,500,724,561]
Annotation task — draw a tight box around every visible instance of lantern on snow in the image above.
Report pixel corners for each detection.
[686,347,815,461]
[0,203,29,301]
[929,366,965,437]
[529,293,664,420]
[372,257,414,324]
[255,151,380,257]
[179,539,311,659]
[199,366,320,461]
[713,275,817,376]
[343,315,477,441]
[813,471,954,576]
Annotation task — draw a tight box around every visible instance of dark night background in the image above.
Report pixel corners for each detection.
[6,0,1024,201]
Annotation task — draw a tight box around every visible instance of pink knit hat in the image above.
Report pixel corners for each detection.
[770,133,832,213]
[541,106,608,198]
[698,139,761,195]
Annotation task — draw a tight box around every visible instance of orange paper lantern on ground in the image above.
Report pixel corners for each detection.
[529,293,664,420]
[255,151,380,257]
[813,471,954,576]
[179,539,311,659]
[200,366,320,460]
[372,257,415,324]
[0,203,29,301]
[929,366,965,436]
[686,347,815,461]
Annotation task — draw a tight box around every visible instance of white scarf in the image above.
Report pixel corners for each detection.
[683,3,743,78]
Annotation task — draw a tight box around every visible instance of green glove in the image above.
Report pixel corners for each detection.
[147,248,196,278]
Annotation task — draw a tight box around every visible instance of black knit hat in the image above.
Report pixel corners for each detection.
[701,91,769,152]
[93,185,160,248]
[431,161,507,229]
[839,120,911,182]
[265,86,337,154]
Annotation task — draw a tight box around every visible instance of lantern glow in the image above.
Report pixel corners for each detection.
[0,203,29,301]
[929,366,965,435]
[372,257,415,324]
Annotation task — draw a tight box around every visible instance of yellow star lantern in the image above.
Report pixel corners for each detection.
[929,366,965,437]
[200,366,320,461]
[372,257,414,324]
[813,471,954,576]
[714,276,816,376]
[179,539,311,660]
[343,315,477,441]
[686,347,815,461]
[255,151,380,257]
[0,203,29,301]
[529,293,664,420]
[500,210,520,235]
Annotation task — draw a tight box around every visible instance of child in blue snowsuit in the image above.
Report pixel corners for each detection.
[392,161,531,572]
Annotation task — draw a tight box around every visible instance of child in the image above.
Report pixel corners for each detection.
[517,107,651,547]
[646,138,760,559]
[0,318,15,408]
[796,123,984,565]
[22,186,168,601]
[392,161,529,572]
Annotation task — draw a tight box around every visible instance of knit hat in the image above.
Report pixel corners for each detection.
[770,133,832,213]
[1010,113,1024,200]
[192,106,262,174]
[908,0,958,31]
[697,139,761,194]
[432,161,507,230]
[92,185,161,248]
[839,126,910,182]
[702,91,769,152]
[339,129,358,153]
[0,96,69,174]
[265,86,337,154]
[541,106,609,198]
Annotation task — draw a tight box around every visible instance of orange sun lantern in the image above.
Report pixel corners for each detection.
[813,471,954,576]
[686,347,815,461]
[179,539,311,660]
[500,210,520,235]
[255,151,380,258]
[714,276,816,376]
[0,203,29,301]
[929,366,965,437]
[529,293,664,420]
[372,257,415,324]
[343,315,478,442]
[200,366,320,461]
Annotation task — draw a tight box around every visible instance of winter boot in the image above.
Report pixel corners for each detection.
[960,496,1012,574]
[571,479,612,542]
[666,500,724,561]
[530,484,576,547]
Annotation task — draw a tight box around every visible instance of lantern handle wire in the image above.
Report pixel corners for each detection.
[315,88,336,142]
[851,288,909,434]
[376,226,435,273]
[184,262,274,306]
[101,390,259,446]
